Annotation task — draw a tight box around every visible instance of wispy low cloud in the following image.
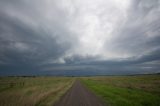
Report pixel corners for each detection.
[0,0,160,76]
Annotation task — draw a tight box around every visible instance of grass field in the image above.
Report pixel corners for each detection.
[0,75,160,106]
[81,75,160,106]
[0,77,74,106]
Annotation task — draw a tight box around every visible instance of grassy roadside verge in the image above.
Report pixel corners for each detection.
[0,77,75,106]
[81,75,160,106]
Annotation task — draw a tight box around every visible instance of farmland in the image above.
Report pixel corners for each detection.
[82,74,160,106]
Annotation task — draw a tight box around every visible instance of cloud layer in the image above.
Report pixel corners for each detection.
[0,0,160,76]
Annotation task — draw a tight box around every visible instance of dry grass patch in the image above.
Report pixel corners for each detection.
[0,77,75,106]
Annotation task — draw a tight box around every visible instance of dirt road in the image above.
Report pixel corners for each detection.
[54,80,105,106]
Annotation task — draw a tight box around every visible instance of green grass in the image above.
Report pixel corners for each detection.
[81,75,160,106]
[0,77,75,106]
[1,75,160,106]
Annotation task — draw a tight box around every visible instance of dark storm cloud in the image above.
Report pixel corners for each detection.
[0,14,70,63]
[0,0,160,76]
[0,7,73,75]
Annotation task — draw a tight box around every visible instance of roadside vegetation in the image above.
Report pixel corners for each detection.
[81,75,160,106]
[0,77,74,106]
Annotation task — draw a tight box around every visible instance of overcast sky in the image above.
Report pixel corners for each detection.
[0,0,160,76]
